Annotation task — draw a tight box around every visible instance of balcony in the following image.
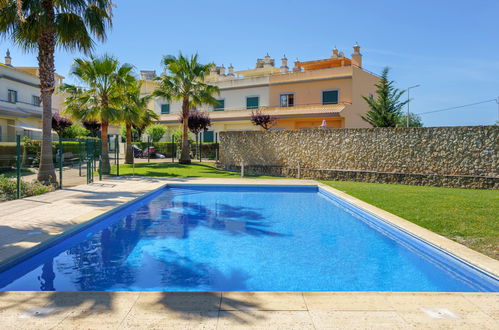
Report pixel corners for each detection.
[159,103,350,123]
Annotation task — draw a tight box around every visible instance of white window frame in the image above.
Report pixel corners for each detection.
[8,89,18,103]
[279,93,295,107]
[321,89,340,105]
[32,95,41,106]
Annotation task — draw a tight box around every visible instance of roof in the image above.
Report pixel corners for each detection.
[159,104,347,124]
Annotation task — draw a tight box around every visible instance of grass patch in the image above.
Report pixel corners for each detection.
[323,181,499,259]
[109,162,277,179]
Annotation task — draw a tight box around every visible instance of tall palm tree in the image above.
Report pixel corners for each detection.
[0,0,114,185]
[61,55,135,174]
[122,80,157,164]
[153,54,219,164]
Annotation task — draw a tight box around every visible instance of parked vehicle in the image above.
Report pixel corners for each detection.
[141,146,166,159]
[132,145,143,158]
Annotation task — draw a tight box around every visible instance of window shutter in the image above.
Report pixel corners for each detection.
[246,97,259,109]
[161,104,170,114]
[203,131,214,142]
[322,91,338,105]
[214,99,225,111]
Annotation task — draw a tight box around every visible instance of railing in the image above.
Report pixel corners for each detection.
[186,102,352,114]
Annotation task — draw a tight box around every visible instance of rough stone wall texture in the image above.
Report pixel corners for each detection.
[219,126,499,189]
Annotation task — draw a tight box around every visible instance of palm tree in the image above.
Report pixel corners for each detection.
[121,80,156,164]
[0,0,113,185]
[153,54,219,164]
[61,55,135,174]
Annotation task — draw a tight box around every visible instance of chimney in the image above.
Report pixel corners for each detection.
[140,70,156,80]
[263,53,273,68]
[351,42,362,68]
[280,55,289,73]
[292,59,302,72]
[5,49,12,66]
[331,46,339,58]
[228,64,234,76]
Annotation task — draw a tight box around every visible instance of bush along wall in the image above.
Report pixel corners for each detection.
[219,126,499,189]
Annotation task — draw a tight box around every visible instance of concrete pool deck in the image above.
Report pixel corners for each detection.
[0,177,498,329]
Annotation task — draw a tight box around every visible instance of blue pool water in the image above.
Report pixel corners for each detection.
[0,185,497,292]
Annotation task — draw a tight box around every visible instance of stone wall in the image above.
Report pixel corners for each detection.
[219,126,499,189]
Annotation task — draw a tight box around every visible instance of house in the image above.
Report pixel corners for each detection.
[0,50,65,142]
[141,44,379,142]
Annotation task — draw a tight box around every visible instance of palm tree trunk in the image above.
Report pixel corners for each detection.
[101,121,111,174]
[36,0,57,185]
[125,123,133,164]
[179,97,191,164]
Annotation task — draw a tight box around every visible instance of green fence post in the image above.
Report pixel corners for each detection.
[116,136,120,176]
[147,136,150,163]
[215,132,219,161]
[16,135,21,199]
[199,133,202,162]
[78,139,82,177]
[171,135,175,163]
[58,138,63,189]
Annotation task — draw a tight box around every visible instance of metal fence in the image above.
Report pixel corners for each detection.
[1,133,220,201]
[0,135,102,201]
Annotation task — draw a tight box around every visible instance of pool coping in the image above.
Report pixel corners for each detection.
[0,177,498,283]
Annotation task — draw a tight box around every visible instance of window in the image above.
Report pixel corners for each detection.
[161,104,170,114]
[203,130,214,142]
[32,95,41,106]
[246,96,259,109]
[322,90,339,105]
[214,99,224,111]
[8,90,17,103]
[280,93,294,107]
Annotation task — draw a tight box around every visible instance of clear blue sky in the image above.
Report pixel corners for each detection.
[2,0,498,126]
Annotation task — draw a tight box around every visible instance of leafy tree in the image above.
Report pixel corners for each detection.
[61,123,90,139]
[182,110,212,134]
[51,113,72,137]
[145,124,167,142]
[61,55,135,174]
[397,113,423,127]
[120,125,139,142]
[251,109,275,130]
[181,110,211,157]
[133,108,159,141]
[0,0,113,185]
[82,120,101,137]
[153,54,219,164]
[361,67,409,127]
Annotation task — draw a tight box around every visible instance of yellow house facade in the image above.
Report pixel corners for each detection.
[141,44,379,142]
[0,50,65,142]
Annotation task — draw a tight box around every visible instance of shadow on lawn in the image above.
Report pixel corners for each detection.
[113,162,264,178]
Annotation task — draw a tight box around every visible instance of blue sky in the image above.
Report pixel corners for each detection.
[1,0,498,126]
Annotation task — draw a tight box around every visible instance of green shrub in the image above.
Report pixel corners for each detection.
[61,124,90,139]
[0,175,53,201]
[145,124,167,142]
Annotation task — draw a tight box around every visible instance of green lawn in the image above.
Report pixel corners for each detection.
[109,162,276,179]
[323,181,499,260]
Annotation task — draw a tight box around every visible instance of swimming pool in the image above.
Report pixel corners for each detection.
[0,184,497,292]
